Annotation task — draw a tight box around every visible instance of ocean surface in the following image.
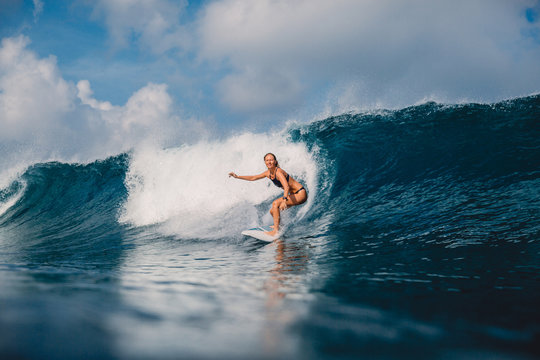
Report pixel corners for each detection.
[0,95,539,359]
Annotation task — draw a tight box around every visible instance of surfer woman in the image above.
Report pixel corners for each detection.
[228,153,307,236]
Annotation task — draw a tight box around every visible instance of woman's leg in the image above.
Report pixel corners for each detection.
[267,198,284,236]
[287,188,307,206]
[266,189,307,236]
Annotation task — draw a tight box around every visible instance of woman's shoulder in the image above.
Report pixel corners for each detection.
[276,167,288,177]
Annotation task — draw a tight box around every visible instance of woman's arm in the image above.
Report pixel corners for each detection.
[228,170,268,181]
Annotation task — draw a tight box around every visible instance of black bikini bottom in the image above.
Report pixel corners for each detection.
[293,187,306,195]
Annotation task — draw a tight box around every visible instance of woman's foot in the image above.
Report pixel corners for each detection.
[265,229,278,236]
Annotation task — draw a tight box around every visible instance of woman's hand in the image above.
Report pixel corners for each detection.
[228,172,237,178]
[279,200,288,211]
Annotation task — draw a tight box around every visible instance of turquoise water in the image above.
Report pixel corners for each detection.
[1,96,539,359]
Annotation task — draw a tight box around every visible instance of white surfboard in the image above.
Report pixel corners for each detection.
[241,226,279,242]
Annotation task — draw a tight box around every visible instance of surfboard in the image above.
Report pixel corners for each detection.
[241,226,279,242]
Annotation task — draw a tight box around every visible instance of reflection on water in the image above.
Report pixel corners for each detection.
[104,236,319,359]
[263,238,311,356]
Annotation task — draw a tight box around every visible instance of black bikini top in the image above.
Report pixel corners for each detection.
[270,170,289,188]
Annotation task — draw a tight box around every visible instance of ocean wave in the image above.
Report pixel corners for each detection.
[0,95,538,248]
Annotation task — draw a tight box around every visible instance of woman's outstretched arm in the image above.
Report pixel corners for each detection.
[228,170,268,181]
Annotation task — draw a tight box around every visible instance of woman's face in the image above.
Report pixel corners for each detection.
[264,155,276,168]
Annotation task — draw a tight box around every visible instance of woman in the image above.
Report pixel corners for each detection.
[229,153,307,236]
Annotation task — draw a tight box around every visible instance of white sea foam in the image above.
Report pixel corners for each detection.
[0,181,26,218]
[120,132,318,239]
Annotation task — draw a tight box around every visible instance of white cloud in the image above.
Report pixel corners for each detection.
[0,35,203,167]
[77,80,180,149]
[196,0,540,113]
[217,67,304,112]
[33,0,44,22]
[0,36,74,140]
[121,83,173,130]
[92,0,190,54]
[82,0,540,116]
[77,79,114,111]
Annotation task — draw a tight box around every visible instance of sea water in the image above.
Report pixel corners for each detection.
[0,96,539,359]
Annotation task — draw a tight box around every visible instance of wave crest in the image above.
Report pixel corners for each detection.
[120,132,320,239]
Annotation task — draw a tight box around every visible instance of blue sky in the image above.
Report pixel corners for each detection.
[1,0,540,164]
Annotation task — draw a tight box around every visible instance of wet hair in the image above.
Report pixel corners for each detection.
[264,153,279,167]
